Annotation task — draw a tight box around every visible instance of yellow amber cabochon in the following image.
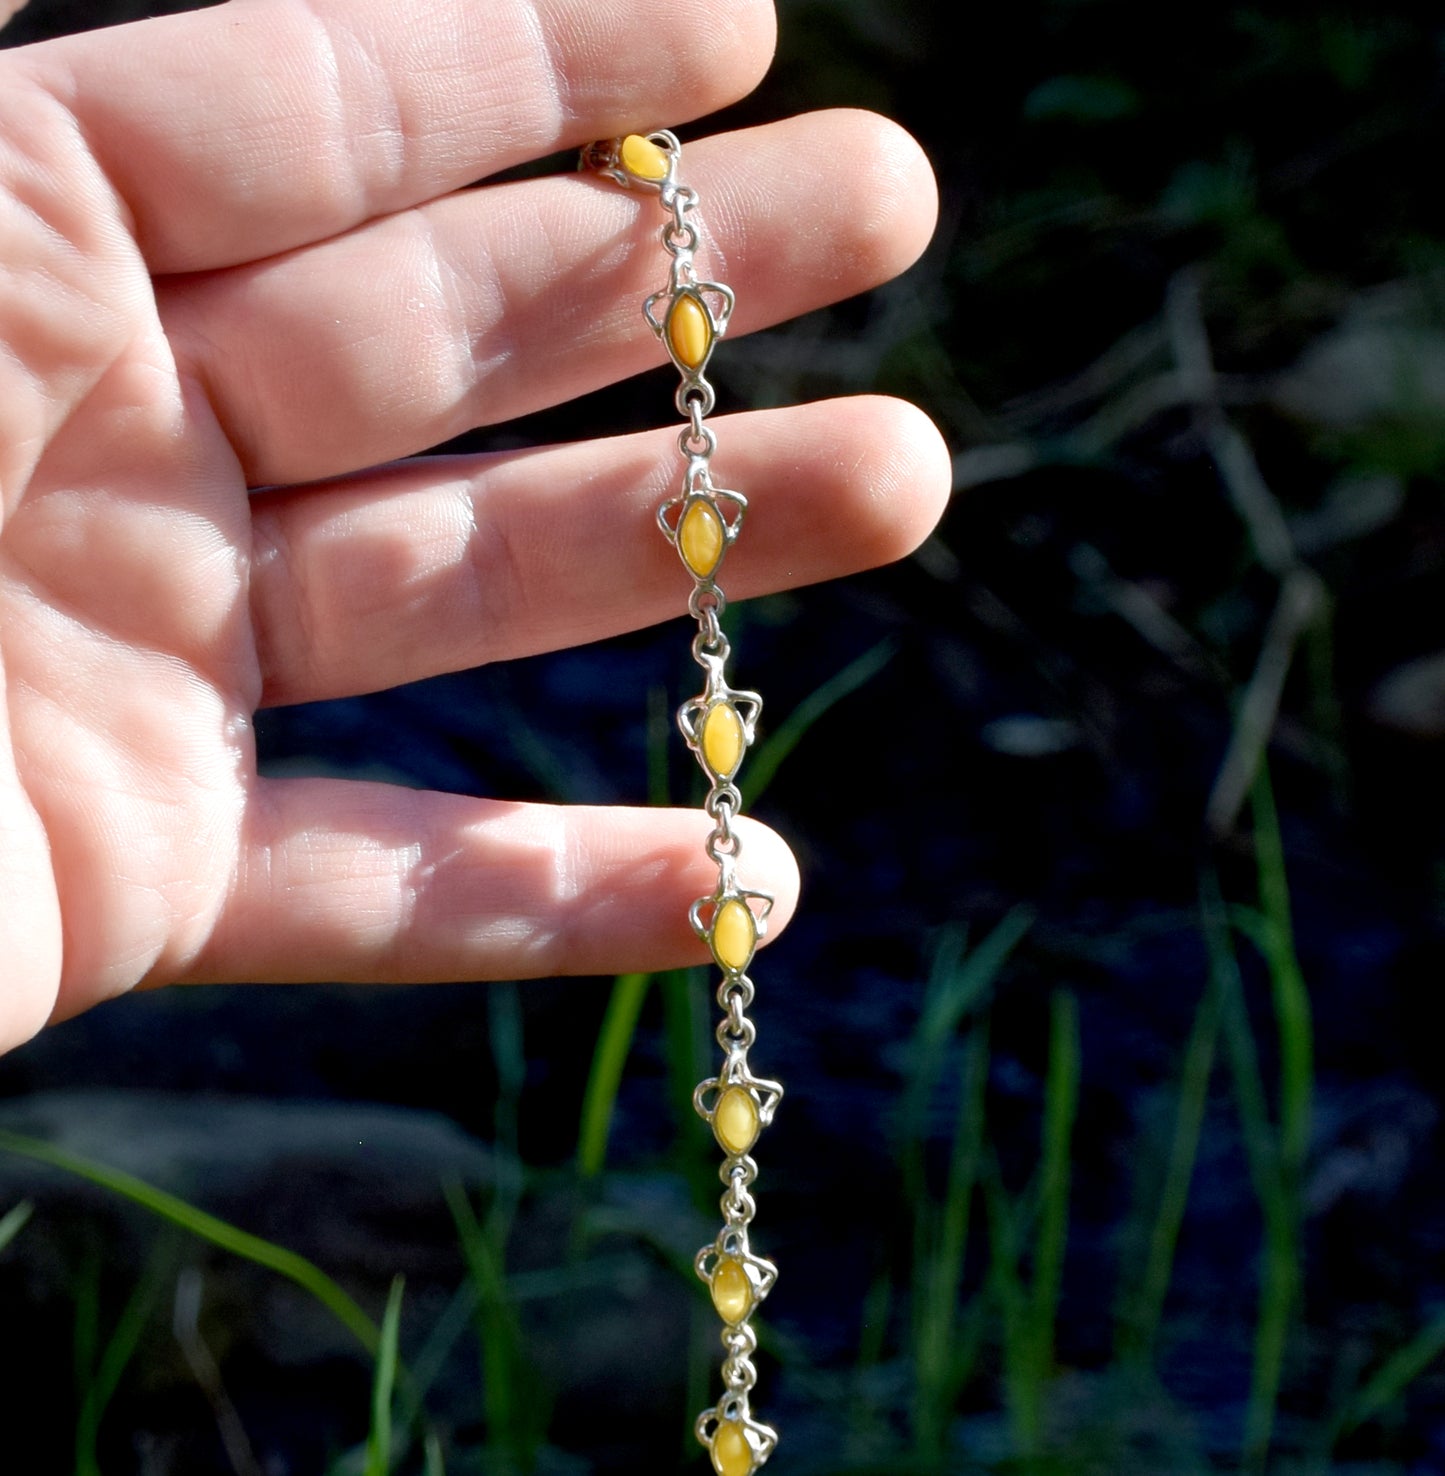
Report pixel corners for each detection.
[701,701,746,780]
[712,898,757,973]
[711,1256,754,1324]
[667,292,713,371]
[714,1085,761,1157]
[680,499,725,579]
[620,133,669,181]
[712,1421,755,1476]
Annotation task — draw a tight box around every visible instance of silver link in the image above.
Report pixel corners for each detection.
[678,417,717,461]
[716,1013,756,1051]
[722,1354,758,1391]
[726,989,749,1038]
[719,975,755,1013]
[690,597,728,655]
[706,825,743,865]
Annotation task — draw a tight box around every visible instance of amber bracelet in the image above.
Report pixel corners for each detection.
[583,130,783,1475]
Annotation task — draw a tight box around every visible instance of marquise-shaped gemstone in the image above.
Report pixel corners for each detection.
[713,1084,761,1157]
[667,292,713,371]
[711,897,757,973]
[712,1421,755,1476]
[710,1256,754,1324]
[620,133,669,181]
[680,498,725,580]
[701,701,746,780]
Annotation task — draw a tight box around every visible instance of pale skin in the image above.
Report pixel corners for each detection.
[0,0,949,1054]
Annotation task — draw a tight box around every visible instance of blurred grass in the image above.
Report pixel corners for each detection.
[364,1276,406,1476]
[0,1197,32,1253]
[74,1246,168,1476]
[577,971,652,1181]
[0,1126,381,1355]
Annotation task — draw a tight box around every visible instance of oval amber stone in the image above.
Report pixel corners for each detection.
[711,898,757,973]
[680,499,725,580]
[712,1421,755,1476]
[620,133,669,181]
[667,292,713,371]
[701,701,745,780]
[711,1256,754,1324]
[713,1085,761,1157]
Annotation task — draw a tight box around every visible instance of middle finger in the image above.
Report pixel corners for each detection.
[161,110,936,487]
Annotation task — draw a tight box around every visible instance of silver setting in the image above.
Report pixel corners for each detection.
[695,1226,780,1322]
[677,688,763,786]
[643,279,736,414]
[695,1066,784,1137]
[657,464,748,585]
[696,1398,779,1473]
[581,129,680,192]
[689,884,774,976]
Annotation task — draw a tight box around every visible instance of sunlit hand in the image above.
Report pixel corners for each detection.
[0,0,948,1051]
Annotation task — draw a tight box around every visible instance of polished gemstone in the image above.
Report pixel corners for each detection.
[712,1421,754,1476]
[680,499,725,579]
[701,701,745,780]
[667,292,713,370]
[714,1085,760,1156]
[620,133,669,181]
[712,898,757,973]
[710,1256,754,1324]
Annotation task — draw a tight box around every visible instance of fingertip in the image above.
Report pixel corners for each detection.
[717,0,778,105]
[751,396,950,579]
[733,815,800,938]
[823,109,939,288]
[852,395,954,562]
[620,0,777,131]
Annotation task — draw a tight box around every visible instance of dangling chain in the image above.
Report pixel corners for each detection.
[584,131,783,1475]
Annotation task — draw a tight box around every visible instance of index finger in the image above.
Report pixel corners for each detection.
[10,0,776,273]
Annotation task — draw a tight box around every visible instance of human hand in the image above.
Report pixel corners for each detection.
[0,0,948,1052]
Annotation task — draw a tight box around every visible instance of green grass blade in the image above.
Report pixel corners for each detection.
[0,1127,379,1356]
[1251,765,1314,1181]
[1331,1307,1445,1443]
[1030,991,1079,1391]
[1202,872,1298,1471]
[901,909,1033,1200]
[1117,967,1223,1366]
[742,636,898,808]
[445,1179,542,1464]
[577,972,652,1179]
[423,1431,446,1476]
[982,1147,1036,1457]
[364,1275,406,1476]
[913,1021,989,1455]
[0,1199,32,1254]
[75,1247,167,1476]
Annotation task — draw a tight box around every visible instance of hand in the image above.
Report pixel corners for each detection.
[0,0,948,1052]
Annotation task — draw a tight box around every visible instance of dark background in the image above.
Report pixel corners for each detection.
[3,0,1445,1471]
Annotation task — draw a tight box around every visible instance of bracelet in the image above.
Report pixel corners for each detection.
[584,130,783,1476]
